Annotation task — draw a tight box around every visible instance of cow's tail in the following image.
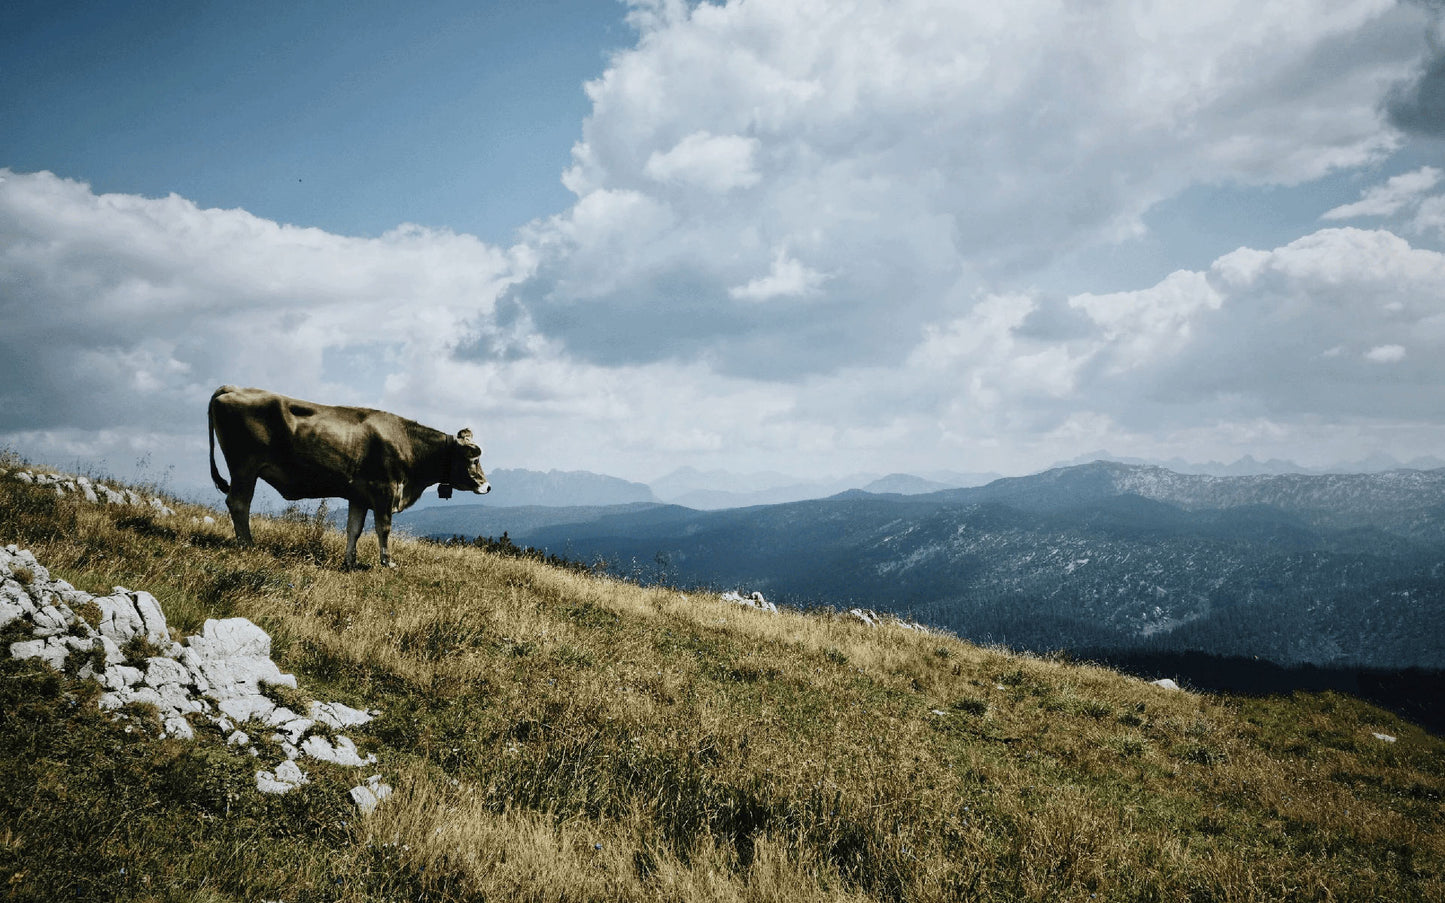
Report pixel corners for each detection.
[208,389,230,495]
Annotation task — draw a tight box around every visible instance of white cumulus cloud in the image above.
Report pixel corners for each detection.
[728,249,828,302]
[1365,344,1407,363]
[1322,166,1443,220]
[499,0,1424,379]
[643,131,761,193]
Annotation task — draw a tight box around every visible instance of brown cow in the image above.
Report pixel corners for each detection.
[208,385,490,567]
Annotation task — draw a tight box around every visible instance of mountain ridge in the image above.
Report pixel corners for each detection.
[404,461,1445,671]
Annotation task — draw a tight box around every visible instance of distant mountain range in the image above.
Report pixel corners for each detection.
[405,468,657,510]
[1055,449,1445,476]
[401,465,1002,510]
[402,452,1445,513]
[398,461,1445,671]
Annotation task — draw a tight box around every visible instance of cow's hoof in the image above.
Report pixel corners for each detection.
[381,560,397,570]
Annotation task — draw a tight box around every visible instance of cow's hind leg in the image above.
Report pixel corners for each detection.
[226,474,258,546]
[345,500,368,569]
[374,508,395,568]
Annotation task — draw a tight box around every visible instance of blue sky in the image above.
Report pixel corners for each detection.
[4,1,627,243]
[3,0,1445,499]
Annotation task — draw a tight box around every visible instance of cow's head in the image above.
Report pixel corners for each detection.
[451,429,490,494]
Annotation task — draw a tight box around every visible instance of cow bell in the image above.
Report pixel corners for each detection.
[438,483,453,499]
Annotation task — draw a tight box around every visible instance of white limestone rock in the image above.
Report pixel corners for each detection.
[155,682,204,716]
[187,616,270,662]
[277,717,315,746]
[94,592,147,645]
[145,655,190,688]
[256,759,309,795]
[303,734,376,767]
[0,597,24,632]
[720,590,779,614]
[1,547,50,585]
[101,665,145,691]
[130,592,170,645]
[31,604,71,636]
[5,543,385,803]
[217,695,277,724]
[10,638,67,670]
[163,715,195,740]
[187,617,296,703]
[1149,678,1182,691]
[98,635,124,666]
[349,775,393,814]
[310,700,375,730]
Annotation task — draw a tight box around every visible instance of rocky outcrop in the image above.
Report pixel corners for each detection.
[847,606,937,634]
[2,468,176,516]
[1,544,389,807]
[720,590,778,613]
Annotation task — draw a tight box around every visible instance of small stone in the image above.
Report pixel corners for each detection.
[265,706,301,727]
[302,734,376,766]
[349,784,383,814]
[277,717,315,745]
[256,760,309,794]
[163,715,195,740]
[310,700,374,730]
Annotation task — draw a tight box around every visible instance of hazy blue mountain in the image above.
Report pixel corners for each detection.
[394,501,677,543]
[648,466,802,500]
[649,467,884,509]
[1054,450,1445,477]
[406,468,657,510]
[927,461,1445,540]
[918,469,1004,487]
[862,473,963,494]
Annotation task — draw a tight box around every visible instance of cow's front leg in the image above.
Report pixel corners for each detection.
[345,500,367,569]
[226,475,257,545]
[374,508,395,568]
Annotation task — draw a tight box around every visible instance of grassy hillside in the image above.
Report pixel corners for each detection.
[1,458,1442,902]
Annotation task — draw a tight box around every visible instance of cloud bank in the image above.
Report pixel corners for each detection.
[3,0,1444,494]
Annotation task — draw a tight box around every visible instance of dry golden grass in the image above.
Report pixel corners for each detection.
[1,460,1442,901]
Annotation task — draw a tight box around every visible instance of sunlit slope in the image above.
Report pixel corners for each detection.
[2,462,1442,902]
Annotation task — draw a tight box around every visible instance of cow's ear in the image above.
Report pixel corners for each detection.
[457,429,482,456]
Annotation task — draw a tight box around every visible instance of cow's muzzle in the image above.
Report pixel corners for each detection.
[476,481,491,495]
